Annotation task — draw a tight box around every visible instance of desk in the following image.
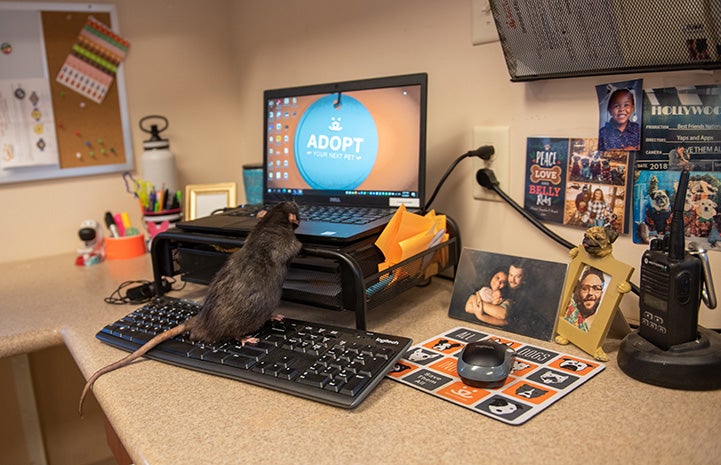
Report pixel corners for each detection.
[1,253,720,465]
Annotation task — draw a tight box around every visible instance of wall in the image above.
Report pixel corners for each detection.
[1,0,720,328]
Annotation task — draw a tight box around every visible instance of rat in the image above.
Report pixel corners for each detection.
[78,201,303,415]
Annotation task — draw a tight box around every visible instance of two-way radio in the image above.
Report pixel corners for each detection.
[638,169,716,350]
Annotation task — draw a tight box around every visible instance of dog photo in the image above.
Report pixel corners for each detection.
[448,249,568,341]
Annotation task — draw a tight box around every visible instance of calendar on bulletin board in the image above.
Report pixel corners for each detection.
[0,2,133,184]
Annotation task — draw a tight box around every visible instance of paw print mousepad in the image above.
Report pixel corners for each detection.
[387,327,605,426]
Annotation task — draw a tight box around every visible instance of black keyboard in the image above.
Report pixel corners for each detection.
[95,297,412,408]
[299,205,394,225]
[227,205,394,225]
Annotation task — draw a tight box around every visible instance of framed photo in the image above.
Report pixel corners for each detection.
[555,244,634,361]
[448,249,568,341]
[184,182,237,220]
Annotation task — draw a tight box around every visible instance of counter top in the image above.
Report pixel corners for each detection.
[2,252,720,465]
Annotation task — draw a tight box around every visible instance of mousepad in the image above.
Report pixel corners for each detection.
[386,327,605,426]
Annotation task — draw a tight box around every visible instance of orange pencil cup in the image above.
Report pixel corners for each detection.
[105,234,146,260]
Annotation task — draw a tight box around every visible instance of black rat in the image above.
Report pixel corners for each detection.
[79,201,302,415]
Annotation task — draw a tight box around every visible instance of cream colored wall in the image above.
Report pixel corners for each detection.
[1,0,720,326]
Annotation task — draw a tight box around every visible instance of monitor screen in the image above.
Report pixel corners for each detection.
[263,73,427,209]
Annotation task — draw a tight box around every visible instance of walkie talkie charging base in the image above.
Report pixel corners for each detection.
[618,327,721,391]
[619,169,720,391]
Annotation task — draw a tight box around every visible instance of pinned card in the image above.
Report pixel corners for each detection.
[56,16,129,104]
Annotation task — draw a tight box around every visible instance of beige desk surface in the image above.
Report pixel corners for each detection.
[2,252,721,465]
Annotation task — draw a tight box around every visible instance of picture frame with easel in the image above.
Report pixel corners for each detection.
[555,226,635,361]
[184,182,237,220]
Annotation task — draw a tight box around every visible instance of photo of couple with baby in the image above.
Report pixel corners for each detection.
[449,250,568,341]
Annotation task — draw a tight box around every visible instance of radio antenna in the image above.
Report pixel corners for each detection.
[669,169,690,260]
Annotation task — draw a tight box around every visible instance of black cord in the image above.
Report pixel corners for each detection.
[105,277,182,305]
[424,145,495,214]
[476,169,576,250]
[476,168,641,297]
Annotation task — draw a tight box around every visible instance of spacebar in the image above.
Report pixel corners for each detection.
[156,339,195,356]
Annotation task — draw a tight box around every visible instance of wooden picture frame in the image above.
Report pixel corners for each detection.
[184,182,237,220]
[555,244,634,361]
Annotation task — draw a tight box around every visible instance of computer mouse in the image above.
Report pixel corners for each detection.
[456,339,516,388]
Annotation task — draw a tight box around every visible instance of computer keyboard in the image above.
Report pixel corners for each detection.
[95,297,413,408]
[299,205,395,225]
[227,205,394,225]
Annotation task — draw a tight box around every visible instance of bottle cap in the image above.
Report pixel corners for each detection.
[140,115,170,150]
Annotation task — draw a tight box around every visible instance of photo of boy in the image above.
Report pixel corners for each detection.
[596,80,642,152]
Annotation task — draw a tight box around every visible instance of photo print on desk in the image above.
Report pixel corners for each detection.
[387,327,605,426]
[448,249,567,341]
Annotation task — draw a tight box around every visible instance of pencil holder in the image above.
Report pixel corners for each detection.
[143,208,182,238]
[105,234,146,260]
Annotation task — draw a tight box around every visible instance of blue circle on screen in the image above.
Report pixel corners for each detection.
[294,94,378,190]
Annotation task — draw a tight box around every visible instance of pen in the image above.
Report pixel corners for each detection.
[104,211,120,238]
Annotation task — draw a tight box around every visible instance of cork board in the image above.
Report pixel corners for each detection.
[0,3,132,184]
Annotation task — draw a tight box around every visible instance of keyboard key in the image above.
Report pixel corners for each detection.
[222,353,255,369]
[156,339,195,356]
[297,372,330,388]
[341,375,370,396]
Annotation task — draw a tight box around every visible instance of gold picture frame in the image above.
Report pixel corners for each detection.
[184,182,237,220]
[555,244,634,361]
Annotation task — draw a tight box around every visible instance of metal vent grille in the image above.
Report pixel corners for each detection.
[489,0,721,81]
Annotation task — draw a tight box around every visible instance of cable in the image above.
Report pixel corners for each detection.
[105,277,180,305]
[476,168,641,297]
[476,169,576,250]
[424,145,495,214]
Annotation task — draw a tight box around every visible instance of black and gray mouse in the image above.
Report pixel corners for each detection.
[456,339,516,388]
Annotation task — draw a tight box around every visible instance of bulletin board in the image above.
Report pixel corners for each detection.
[0,2,132,184]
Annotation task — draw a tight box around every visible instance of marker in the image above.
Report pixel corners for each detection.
[113,213,125,237]
[104,212,120,238]
[120,211,132,229]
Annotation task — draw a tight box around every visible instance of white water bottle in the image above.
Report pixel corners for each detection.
[139,115,178,195]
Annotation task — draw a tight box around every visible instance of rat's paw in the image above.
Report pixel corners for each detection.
[270,314,285,322]
[240,336,260,346]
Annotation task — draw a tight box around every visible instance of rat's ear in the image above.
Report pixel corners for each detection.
[256,210,268,219]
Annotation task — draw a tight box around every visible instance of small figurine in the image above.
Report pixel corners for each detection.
[75,219,105,266]
[574,224,619,259]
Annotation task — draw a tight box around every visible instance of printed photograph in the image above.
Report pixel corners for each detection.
[595,79,643,152]
[560,265,610,333]
[448,249,568,341]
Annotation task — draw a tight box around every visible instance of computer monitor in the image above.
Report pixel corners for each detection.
[262,73,427,210]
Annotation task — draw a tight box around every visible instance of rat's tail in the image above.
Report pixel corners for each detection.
[78,323,188,416]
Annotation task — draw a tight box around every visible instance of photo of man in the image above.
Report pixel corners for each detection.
[562,266,608,332]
